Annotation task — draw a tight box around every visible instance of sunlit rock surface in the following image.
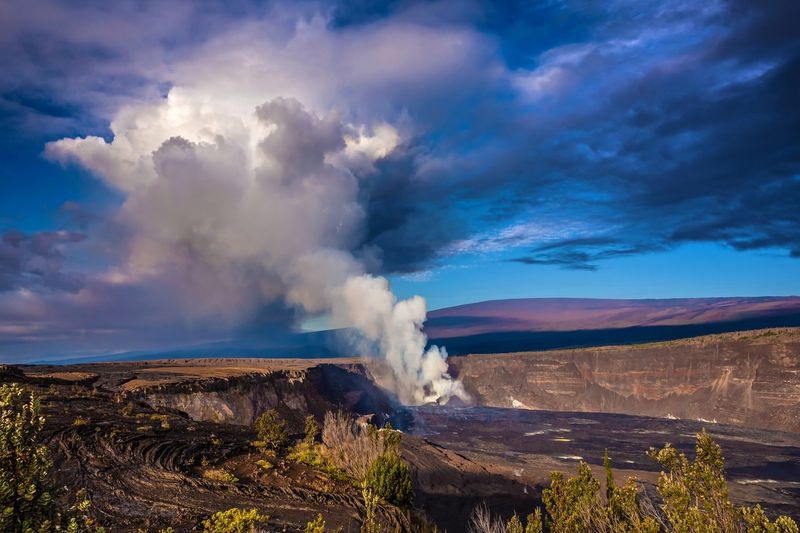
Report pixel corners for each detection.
[450,328,800,432]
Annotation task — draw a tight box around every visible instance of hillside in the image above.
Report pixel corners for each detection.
[426,296,800,354]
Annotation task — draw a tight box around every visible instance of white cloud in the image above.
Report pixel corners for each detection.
[40,8,490,403]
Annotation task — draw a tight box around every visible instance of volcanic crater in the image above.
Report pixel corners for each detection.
[3,328,800,531]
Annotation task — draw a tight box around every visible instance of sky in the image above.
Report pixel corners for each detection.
[1,0,799,361]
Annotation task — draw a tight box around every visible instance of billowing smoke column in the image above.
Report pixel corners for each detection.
[47,91,467,405]
[332,275,467,404]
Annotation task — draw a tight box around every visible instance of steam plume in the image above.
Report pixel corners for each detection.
[47,92,466,404]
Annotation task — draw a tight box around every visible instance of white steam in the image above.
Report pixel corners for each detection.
[47,89,466,404]
[332,276,467,404]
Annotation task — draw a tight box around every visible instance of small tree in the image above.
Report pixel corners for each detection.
[361,486,381,533]
[507,513,524,533]
[525,509,543,533]
[304,415,319,446]
[0,383,54,533]
[365,453,414,508]
[543,462,599,532]
[648,429,798,532]
[254,410,288,452]
[648,428,736,531]
[603,449,614,502]
[534,430,798,533]
[542,458,658,533]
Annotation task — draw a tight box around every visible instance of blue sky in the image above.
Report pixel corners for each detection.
[1,0,798,360]
[391,244,800,310]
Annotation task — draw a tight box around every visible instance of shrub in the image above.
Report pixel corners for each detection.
[287,437,347,480]
[506,513,523,533]
[321,411,401,482]
[0,384,105,533]
[255,459,273,472]
[648,429,798,532]
[120,401,135,417]
[304,415,319,446]
[471,509,541,533]
[202,508,269,533]
[365,453,414,508]
[0,383,54,532]
[305,513,326,533]
[473,430,798,533]
[149,413,171,429]
[525,509,543,533]
[202,468,239,484]
[361,486,381,533]
[287,414,330,471]
[254,409,288,452]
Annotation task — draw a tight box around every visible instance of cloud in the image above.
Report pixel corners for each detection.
[1,0,799,359]
[0,230,85,293]
[45,82,468,401]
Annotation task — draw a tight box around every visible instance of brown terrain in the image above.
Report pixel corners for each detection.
[1,328,799,531]
[449,328,800,433]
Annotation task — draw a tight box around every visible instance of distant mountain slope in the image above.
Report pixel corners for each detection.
[41,297,800,363]
[426,296,800,338]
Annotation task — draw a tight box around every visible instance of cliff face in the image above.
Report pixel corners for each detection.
[449,329,800,432]
[133,363,397,430]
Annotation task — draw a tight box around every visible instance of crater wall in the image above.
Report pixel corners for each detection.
[449,329,800,432]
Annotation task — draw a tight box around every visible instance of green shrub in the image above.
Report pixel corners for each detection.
[304,415,319,446]
[255,459,273,472]
[305,513,326,533]
[287,439,348,481]
[489,429,800,533]
[202,468,239,484]
[361,487,381,533]
[506,513,524,533]
[0,384,105,533]
[365,453,414,508]
[287,414,327,469]
[648,429,798,532]
[201,508,269,533]
[253,409,288,452]
[0,383,54,532]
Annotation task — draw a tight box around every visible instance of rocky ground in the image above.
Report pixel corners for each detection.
[2,328,799,531]
[3,359,524,531]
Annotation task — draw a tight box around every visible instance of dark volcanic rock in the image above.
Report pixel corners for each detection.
[132,364,399,431]
[1,360,406,532]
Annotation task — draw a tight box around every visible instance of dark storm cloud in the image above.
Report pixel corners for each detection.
[0,229,85,292]
[356,0,800,272]
[1,0,799,359]
[511,239,667,271]
[9,0,795,275]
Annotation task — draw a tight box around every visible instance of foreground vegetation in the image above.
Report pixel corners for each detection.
[0,384,104,532]
[469,430,798,533]
[2,382,797,532]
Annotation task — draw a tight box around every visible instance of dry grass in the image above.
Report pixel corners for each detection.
[321,411,385,482]
[467,503,507,533]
